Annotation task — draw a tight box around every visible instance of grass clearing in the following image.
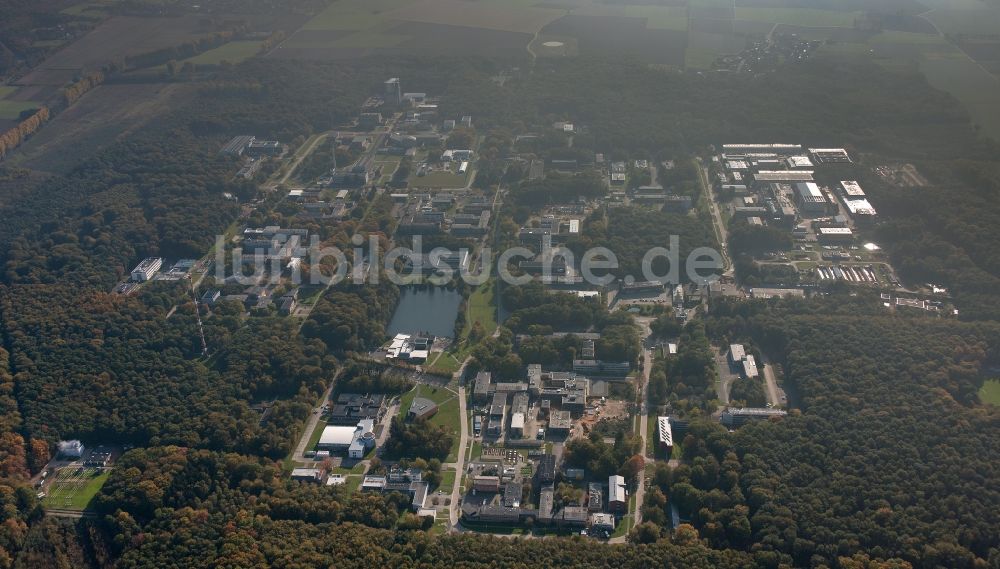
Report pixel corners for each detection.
[463,280,497,341]
[980,379,1000,406]
[42,467,110,510]
[0,100,41,120]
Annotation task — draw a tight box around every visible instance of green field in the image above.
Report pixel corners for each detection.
[302,0,406,31]
[183,41,262,65]
[426,352,462,376]
[400,384,462,461]
[438,468,456,493]
[331,32,409,48]
[42,468,110,510]
[920,55,1000,141]
[306,418,328,452]
[409,169,471,189]
[0,99,41,120]
[980,379,1000,406]
[734,7,862,28]
[626,6,689,31]
[463,280,498,341]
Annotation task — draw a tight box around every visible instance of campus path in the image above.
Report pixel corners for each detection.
[448,386,469,528]
[290,380,336,464]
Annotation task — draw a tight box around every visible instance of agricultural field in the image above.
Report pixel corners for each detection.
[41,467,110,511]
[182,41,263,65]
[20,15,215,77]
[7,83,195,174]
[920,55,1000,140]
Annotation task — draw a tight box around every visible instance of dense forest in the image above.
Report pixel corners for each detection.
[650,301,1000,568]
[568,207,720,285]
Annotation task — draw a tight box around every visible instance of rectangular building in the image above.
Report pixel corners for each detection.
[728,344,746,365]
[795,182,827,214]
[473,475,501,493]
[657,416,673,456]
[809,148,852,164]
[817,227,854,243]
[839,180,866,200]
[721,407,788,428]
[131,257,163,282]
[608,475,627,513]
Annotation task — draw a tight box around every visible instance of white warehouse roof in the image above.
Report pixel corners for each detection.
[319,425,358,447]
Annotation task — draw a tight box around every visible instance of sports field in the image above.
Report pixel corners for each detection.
[41,467,110,510]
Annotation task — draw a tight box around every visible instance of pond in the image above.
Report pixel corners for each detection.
[387,286,463,339]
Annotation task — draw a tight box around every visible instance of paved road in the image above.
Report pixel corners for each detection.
[699,164,734,278]
[290,380,336,463]
[609,317,655,543]
[448,386,469,528]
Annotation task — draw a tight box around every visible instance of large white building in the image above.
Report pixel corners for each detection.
[317,419,376,459]
[794,182,827,214]
[608,475,627,513]
[130,257,163,282]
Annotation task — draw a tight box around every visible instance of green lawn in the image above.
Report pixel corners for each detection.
[344,474,364,494]
[305,418,328,452]
[425,352,462,376]
[465,280,498,340]
[646,415,658,457]
[0,99,41,120]
[611,494,638,538]
[980,379,1000,406]
[438,469,456,493]
[42,468,110,510]
[399,384,462,461]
